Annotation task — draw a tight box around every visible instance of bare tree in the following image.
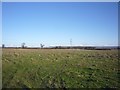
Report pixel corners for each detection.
[2,44,5,48]
[21,43,25,48]
[70,39,72,49]
[40,44,44,48]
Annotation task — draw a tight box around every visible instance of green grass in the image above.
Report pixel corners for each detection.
[2,49,119,88]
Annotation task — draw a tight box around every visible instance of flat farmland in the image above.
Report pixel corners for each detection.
[2,49,119,88]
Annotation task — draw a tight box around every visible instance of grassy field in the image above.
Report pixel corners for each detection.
[2,49,119,88]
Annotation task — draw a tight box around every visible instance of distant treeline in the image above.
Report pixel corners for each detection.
[1,46,119,50]
[46,46,119,50]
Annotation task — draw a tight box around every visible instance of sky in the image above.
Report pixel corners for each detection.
[2,2,118,47]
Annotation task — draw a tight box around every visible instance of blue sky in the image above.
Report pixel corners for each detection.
[2,2,118,47]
